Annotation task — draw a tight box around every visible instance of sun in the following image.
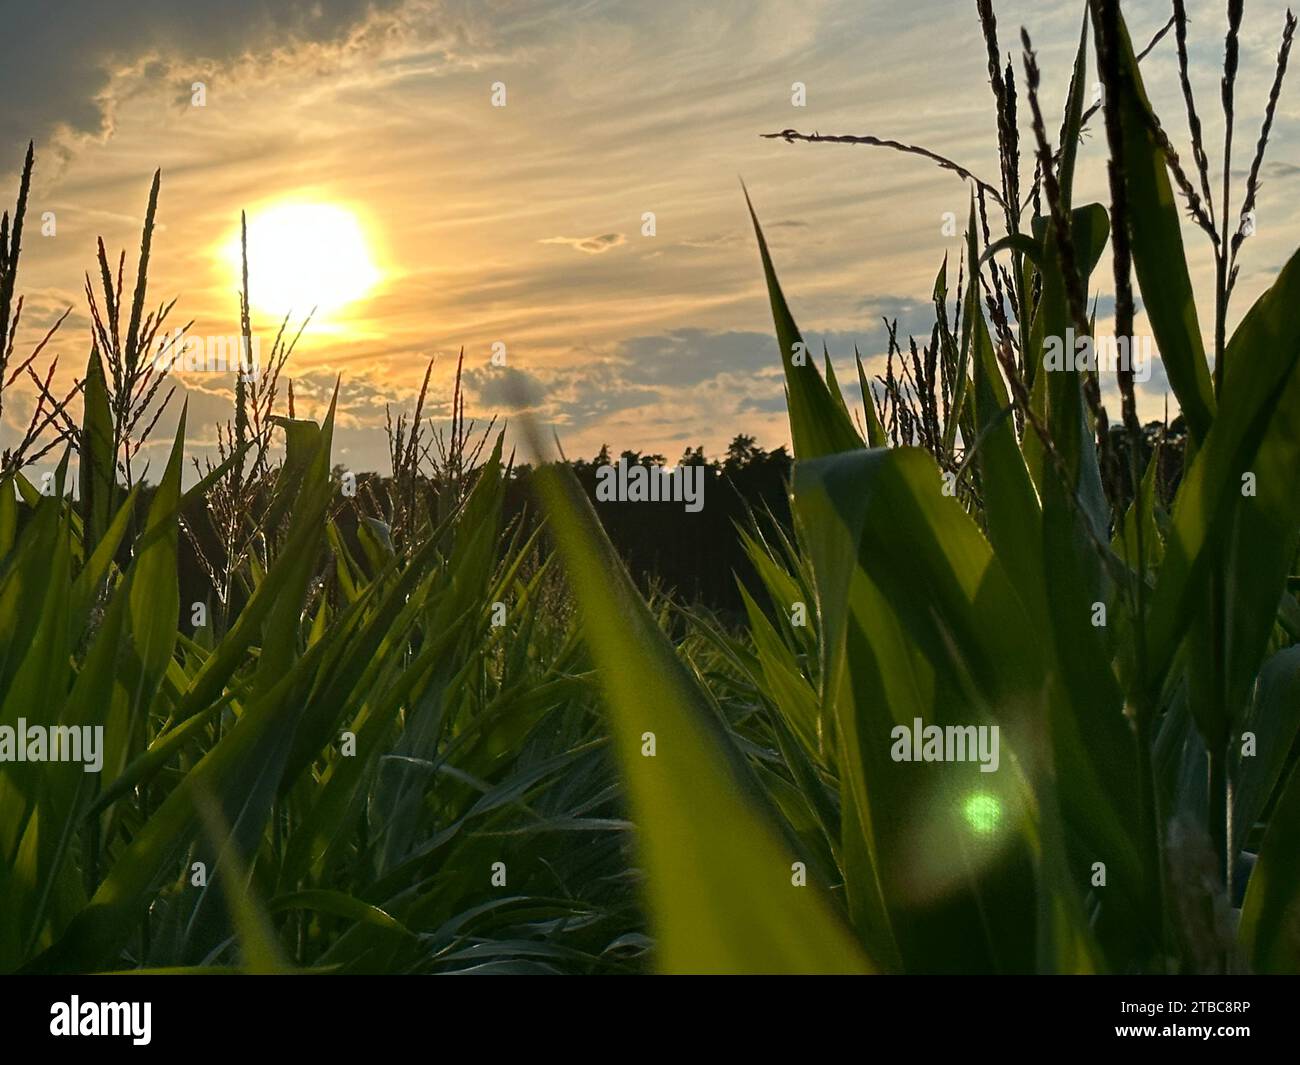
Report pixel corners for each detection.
[221,202,381,320]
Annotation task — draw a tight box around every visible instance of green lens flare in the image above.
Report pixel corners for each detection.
[962,793,1002,835]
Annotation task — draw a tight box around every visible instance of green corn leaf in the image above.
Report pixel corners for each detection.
[1056,7,1091,213]
[69,483,140,632]
[1239,756,1300,972]
[269,889,412,937]
[1103,8,1215,441]
[0,491,73,970]
[964,197,1047,627]
[744,185,862,459]
[0,476,16,559]
[193,789,289,974]
[27,640,332,972]
[536,460,870,973]
[78,346,116,556]
[1233,647,1300,861]
[855,349,887,447]
[97,405,186,787]
[738,583,821,758]
[1112,450,1164,572]
[1024,203,1110,544]
[793,446,1098,972]
[1146,245,1300,733]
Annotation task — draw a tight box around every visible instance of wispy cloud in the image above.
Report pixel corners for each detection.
[4,0,1296,471]
[539,233,627,254]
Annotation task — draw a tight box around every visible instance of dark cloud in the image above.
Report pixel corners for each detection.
[854,293,928,322]
[615,328,777,385]
[454,324,915,436]
[0,0,414,172]
[465,365,546,411]
[612,319,929,388]
[557,367,660,425]
[736,392,791,415]
[463,362,659,429]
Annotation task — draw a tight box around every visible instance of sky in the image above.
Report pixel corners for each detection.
[2,0,1299,478]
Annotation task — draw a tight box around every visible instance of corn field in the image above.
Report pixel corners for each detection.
[3,0,1300,978]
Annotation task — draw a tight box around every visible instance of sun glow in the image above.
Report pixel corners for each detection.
[221,202,381,321]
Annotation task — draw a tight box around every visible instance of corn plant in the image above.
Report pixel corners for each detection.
[537,0,1300,973]
[0,158,644,975]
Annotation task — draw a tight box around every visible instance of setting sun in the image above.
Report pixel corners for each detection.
[220,201,381,320]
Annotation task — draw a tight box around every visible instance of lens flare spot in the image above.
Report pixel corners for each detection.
[962,792,1002,836]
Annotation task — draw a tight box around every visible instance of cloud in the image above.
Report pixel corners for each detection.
[454,323,922,444]
[614,329,776,385]
[2,0,1208,462]
[677,220,805,250]
[676,232,744,249]
[1088,293,1146,326]
[463,361,660,429]
[538,233,627,254]
[854,294,929,322]
[465,365,546,411]
[736,391,792,415]
[608,317,936,389]
[0,0,428,173]
[1133,354,1172,397]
